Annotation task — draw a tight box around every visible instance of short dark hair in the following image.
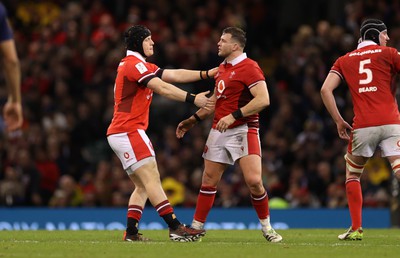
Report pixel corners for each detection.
[222,27,246,48]
[124,25,151,56]
[360,19,387,44]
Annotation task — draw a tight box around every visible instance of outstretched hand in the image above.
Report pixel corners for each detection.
[176,118,196,139]
[3,101,23,132]
[194,90,215,110]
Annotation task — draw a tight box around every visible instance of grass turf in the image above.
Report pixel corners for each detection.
[1,229,399,258]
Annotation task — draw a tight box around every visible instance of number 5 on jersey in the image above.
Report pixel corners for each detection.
[359,59,372,84]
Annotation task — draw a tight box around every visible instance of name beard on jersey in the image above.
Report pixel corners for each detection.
[359,86,377,93]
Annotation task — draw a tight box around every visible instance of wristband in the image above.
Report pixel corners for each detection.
[185,92,196,103]
[206,70,211,79]
[200,70,205,80]
[193,113,202,122]
[231,109,244,120]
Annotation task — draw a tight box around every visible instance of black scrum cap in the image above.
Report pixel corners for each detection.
[124,25,151,57]
[360,19,387,44]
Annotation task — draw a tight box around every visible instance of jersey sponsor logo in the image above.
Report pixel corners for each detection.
[349,49,382,57]
[216,80,226,99]
[229,71,236,79]
[358,86,377,93]
[135,62,148,74]
[349,49,382,56]
[217,80,225,93]
[124,152,130,159]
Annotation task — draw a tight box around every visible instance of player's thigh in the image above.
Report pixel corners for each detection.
[129,171,146,189]
[131,159,161,186]
[238,154,262,186]
[202,159,227,186]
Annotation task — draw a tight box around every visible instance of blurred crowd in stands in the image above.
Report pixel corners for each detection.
[0,0,398,208]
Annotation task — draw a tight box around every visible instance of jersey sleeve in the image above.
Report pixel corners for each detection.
[243,62,265,89]
[126,61,158,86]
[329,57,344,80]
[389,47,400,74]
[0,3,13,42]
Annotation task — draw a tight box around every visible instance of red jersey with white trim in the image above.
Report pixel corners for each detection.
[330,41,400,129]
[107,51,159,135]
[213,53,265,129]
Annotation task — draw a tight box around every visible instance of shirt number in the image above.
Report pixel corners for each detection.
[359,59,372,85]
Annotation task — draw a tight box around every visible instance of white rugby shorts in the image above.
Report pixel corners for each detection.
[349,124,400,157]
[107,129,155,170]
[202,124,261,165]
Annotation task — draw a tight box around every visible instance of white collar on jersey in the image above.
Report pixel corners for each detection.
[126,50,146,62]
[223,52,247,66]
[357,40,377,49]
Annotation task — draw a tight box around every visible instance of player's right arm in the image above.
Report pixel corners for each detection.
[146,76,213,110]
[161,67,218,83]
[320,72,352,140]
[176,92,216,139]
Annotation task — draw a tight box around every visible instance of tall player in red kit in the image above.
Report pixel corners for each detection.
[107,25,216,242]
[321,19,400,240]
[176,27,282,243]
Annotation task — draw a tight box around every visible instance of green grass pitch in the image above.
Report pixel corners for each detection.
[1,229,399,258]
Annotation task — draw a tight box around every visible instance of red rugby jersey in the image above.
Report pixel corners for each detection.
[107,51,160,135]
[330,41,400,129]
[213,53,265,129]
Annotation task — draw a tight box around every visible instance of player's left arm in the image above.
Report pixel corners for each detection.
[161,67,218,83]
[320,72,352,140]
[239,81,270,117]
[215,81,269,132]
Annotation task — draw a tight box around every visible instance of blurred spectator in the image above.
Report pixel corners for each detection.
[34,146,61,205]
[15,148,42,206]
[49,174,83,207]
[0,166,25,206]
